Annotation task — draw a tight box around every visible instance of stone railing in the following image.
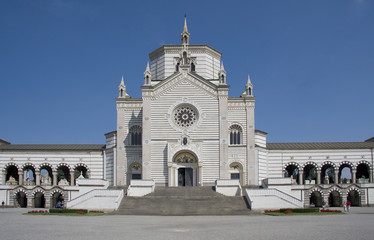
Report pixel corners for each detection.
[67,189,123,209]
[215,179,242,196]
[246,188,304,208]
[75,178,109,187]
[127,179,155,197]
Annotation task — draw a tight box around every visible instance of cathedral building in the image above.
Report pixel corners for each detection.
[1,18,373,210]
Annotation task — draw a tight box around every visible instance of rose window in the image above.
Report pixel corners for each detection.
[173,105,198,128]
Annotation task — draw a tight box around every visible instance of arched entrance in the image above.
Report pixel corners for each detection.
[329,190,341,207]
[229,162,244,185]
[51,191,64,208]
[284,164,299,184]
[170,151,199,187]
[15,191,27,208]
[34,192,45,208]
[347,190,360,206]
[128,162,142,184]
[310,191,323,207]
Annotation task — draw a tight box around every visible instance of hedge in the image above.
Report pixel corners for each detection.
[279,208,319,213]
[49,209,88,214]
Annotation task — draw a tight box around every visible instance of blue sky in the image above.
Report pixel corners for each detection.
[0,0,373,144]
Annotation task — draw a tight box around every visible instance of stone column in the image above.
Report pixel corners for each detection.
[352,169,356,184]
[52,171,58,186]
[2,170,6,184]
[167,163,173,187]
[334,169,339,184]
[218,85,229,180]
[141,88,152,181]
[198,162,203,186]
[18,171,24,185]
[370,169,373,183]
[70,172,75,186]
[299,170,304,185]
[45,193,51,209]
[27,195,33,208]
[35,172,41,185]
[316,170,321,185]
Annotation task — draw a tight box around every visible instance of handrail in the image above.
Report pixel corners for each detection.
[67,189,123,209]
[246,188,303,207]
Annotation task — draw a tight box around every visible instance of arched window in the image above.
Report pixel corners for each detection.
[183,52,188,65]
[191,62,195,72]
[229,125,242,145]
[176,62,180,72]
[129,125,142,146]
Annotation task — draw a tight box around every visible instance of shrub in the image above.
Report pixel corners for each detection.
[49,209,88,214]
[280,208,319,213]
[89,210,104,213]
[264,209,280,213]
[320,209,342,213]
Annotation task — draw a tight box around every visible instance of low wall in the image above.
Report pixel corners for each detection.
[215,179,241,196]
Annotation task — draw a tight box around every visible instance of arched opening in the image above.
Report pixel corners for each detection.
[303,164,317,184]
[284,165,299,184]
[310,191,322,207]
[120,89,123,97]
[51,192,64,208]
[129,162,142,181]
[34,192,45,208]
[15,191,27,208]
[6,165,19,184]
[248,88,252,96]
[183,52,188,65]
[74,165,88,184]
[129,125,142,146]
[57,166,70,185]
[321,164,335,184]
[347,190,360,206]
[339,164,352,184]
[183,35,188,44]
[220,74,225,83]
[356,163,370,183]
[176,62,180,72]
[173,152,198,187]
[40,166,52,185]
[229,162,243,185]
[191,62,195,72]
[329,191,341,207]
[23,166,35,185]
[229,125,242,145]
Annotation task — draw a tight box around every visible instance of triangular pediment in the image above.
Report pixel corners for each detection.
[151,72,218,99]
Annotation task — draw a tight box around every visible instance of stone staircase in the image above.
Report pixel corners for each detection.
[112,186,252,215]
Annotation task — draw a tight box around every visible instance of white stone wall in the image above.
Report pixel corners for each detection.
[150,46,221,81]
[147,74,220,185]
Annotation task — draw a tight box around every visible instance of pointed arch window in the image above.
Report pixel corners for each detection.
[229,125,243,145]
[191,62,195,72]
[129,125,142,146]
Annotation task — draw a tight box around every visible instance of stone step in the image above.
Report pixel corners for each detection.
[112,186,251,216]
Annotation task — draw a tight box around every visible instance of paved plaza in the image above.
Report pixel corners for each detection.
[0,207,374,240]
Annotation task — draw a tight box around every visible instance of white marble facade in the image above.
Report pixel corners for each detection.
[1,18,374,209]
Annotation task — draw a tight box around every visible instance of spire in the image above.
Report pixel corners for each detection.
[144,62,151,85]
[183,15,188,33]
[118,76,130,98]
[246,75,252,86]
[242,74,253,97]
[220,62,225,71]
[120,75,125,86]
[218,61,226,85]
[181,15,190,45]
[145,61,150,72]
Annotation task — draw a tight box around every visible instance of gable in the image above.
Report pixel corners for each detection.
[152,72,218,99]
